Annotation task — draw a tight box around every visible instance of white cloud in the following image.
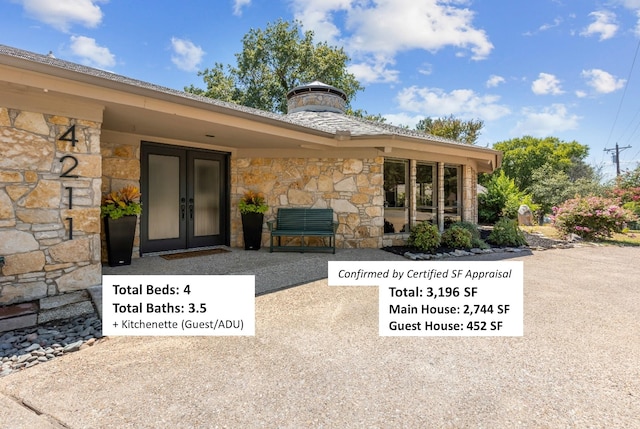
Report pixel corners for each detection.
[581,69,626,93]
[531,73,564,95]
[618,1,640,36]
[69,35,115,68]
[17,0,106,32]
[581,10,618,40]
[539,17,562,32]
[170,38,205,72]
[486,75,505,88]
[513,104,580,136]
[395,86,511,121]
[291,0,493,83]
[232,0,251,16]
[347,55,399,84]
[383,112,423,129]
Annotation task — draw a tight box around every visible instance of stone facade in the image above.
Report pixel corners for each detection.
[0,107,102,311]
[100,133,141,261]
[232,157,385,249]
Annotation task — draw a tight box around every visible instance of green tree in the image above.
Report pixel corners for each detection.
[478,170,537,223]
[493,136,590,191]
[186,19,363,114]
[528,164,602,223]
[415,115,484,144]
[347,109,388,123]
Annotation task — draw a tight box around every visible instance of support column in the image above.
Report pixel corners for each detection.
[437,162,445,232]
[409,159,417,231]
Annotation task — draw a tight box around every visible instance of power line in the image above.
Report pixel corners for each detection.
[604,143,632,176]
[606,38,640,147]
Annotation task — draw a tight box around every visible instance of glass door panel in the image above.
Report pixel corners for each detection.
[193,159,220,237]
[148,154,181,240]
[141,143,228,254]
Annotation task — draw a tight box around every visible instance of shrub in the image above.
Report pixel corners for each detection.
[552,196,637,240]
[451,221,480,239]
[408,221,440,252]
[479,171,537,223]
[442,226,472,249]
[622,202,640,230]
[451,221,489,249]
[488,218,527,247]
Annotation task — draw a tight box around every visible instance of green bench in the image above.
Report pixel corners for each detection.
[267,208,339,253]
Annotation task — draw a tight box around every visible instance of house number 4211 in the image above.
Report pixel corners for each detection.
[58,124,79,240]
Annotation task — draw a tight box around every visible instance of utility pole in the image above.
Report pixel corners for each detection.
[604,143,632,176]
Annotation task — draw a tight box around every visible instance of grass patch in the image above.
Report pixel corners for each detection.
[521,225,640,246]
[520,225,562,239]
[603,231,640,246]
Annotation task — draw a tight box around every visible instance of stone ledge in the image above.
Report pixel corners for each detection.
[0,291,98,333]
[0,313,38,332]
[38,301,95,324]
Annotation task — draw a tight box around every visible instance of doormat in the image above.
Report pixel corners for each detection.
[160,248,230,260]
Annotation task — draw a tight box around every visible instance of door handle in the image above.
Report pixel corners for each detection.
[189,198,194,219]
[180,198,186,220]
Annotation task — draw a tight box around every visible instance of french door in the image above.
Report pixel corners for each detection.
[140,142,229,254]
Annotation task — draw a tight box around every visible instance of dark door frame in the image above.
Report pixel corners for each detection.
[140,141,230,255]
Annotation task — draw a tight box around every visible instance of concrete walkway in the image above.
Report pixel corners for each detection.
[1,246,639,428]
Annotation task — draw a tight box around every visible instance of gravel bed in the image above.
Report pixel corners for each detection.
[0,314,103,378]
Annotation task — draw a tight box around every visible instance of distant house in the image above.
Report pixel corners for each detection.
[0,45,501,323]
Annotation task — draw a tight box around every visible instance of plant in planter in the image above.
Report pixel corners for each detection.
[101,185,142,266]
[239,190,268,250]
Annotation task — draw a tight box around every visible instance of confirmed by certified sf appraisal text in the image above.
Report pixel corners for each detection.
[328,261,523,337]
[102,275,255,336]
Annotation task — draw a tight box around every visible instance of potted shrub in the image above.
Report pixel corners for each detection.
[101,185,142,266]
[239,190,268,250]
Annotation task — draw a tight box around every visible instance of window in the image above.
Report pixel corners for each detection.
[444,165,461,225]
[416,163,436,224]
[383,159,408,233]
[383,159,463,234]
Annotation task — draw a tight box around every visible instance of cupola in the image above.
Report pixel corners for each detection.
[286,81,347,114]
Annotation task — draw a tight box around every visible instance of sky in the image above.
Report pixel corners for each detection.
[2,0,640,181]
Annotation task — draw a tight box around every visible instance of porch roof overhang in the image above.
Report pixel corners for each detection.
[0,45,501,172]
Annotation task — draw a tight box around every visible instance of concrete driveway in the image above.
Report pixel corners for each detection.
[1,246,639,428]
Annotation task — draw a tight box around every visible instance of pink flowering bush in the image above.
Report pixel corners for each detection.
[552,196,637,240]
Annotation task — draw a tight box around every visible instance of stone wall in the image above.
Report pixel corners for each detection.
[0,107,102,320]
[100,133,141,260]
[463,165,478,224]
[231,157,384,249]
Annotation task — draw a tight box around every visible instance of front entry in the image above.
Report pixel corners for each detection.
[140,142,229,254]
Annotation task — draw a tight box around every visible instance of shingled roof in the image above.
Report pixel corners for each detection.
[0,44,487,150]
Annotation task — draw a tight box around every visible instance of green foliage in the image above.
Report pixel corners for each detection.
[450,221,480,239]
[529,164,603,221]
[186,19,363,114]
[441,226,472,249]
[450,221,489,249]
[238,191,268,214]
[101,186,142,220]
[488,218,527,247]
[408,222,441,252]
[552,196,637,240]
[614,164,640,189]
[479,171,537,223]
[415,115,484,144]
[494,136,591,191]
[347,109,388,123]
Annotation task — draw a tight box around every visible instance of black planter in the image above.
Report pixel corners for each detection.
[241,212,264,250]
[104,215,137,266]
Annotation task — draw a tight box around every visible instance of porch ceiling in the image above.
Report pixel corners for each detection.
[101,103,333,150]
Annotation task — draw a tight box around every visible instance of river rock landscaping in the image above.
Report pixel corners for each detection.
[1,314,103,377]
